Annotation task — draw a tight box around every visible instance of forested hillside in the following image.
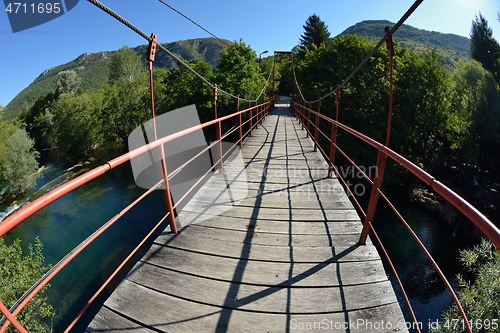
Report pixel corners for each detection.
[2,37,231,120]
[340,20,470,67]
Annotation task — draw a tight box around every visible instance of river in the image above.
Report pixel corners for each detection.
[0,148,483,332]
[1,148,168,331]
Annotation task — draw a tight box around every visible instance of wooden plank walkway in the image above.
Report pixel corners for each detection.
[87,99,408,332]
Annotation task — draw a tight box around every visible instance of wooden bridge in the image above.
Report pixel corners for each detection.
[87,99,407,332]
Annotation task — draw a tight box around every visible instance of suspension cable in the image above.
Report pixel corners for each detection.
[155,0,222,41]
[293,0,424,104]
[87,0,273,103]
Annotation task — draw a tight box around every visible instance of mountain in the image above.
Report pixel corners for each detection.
[339,20,470,67]
[2,37,232,121]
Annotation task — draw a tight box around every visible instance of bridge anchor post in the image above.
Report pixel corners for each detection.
[147,33,178,234]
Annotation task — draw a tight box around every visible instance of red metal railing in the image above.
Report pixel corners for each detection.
[291,99,500,333]
[0,100,272,332]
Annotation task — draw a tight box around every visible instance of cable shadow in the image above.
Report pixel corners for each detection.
[290,112,351,333]
[214,109,280,332]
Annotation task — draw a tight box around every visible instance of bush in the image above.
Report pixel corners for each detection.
[0,237,54,332]
[433,239,500,333]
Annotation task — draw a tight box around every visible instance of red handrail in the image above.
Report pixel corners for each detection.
[291,100,500,333]
[0,101,271,332]
[292,102,500,248]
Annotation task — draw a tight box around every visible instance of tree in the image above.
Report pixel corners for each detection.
[393,49,451,171]
[215,40,267,116]
[447,60,500,169]
[470,14,500,83]
[18,93,56,150]
[299,14,331,52]
[102,47,149,145]
[52,92,104,157]
[0,237,53,332]
[108,46,145,86]
[54,70,81,98]
[157,60,215,123]
[0,119,18,196]
[0,129,40,195]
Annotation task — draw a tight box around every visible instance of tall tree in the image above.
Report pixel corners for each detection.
[158,60,215,122]
[54,70,81,98]
[448,60,500,169]
[102,47,148,145]
[470,13,500,82]
[108,46,145,86]
[215,40,267,116]
[19,93,56,150]
[52,92,104,157]
[299,14,331,51]
[0,129,40,194]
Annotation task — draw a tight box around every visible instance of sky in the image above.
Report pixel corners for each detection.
[1,0,499,108]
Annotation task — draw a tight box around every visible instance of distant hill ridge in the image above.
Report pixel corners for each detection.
[339,20,470,67]
[2,37,231,120]
[3,21,471,120]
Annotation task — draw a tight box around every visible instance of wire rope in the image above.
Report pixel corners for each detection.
[87,0,274,103]
[155,0,222,41]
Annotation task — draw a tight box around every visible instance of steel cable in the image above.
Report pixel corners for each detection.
[155,0,222,41]
[87,0,273,103]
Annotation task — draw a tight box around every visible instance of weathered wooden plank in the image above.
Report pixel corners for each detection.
[187,194,354,210]
[178,205,360,222]
[140,243,387,286]
[153,232,380,263]
[90,281,408,333]
[222,167,335,182]
[177,223,366,247]
[180,216,363,235]
[124,262,398,313]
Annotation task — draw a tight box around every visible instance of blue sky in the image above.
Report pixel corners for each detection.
[1,0,499,108]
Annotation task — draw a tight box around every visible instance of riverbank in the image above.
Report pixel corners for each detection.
[0,144,125,222]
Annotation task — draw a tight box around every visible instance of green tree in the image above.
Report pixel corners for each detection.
[299,14,331,52]
[0,237,53,332]
[0,118,18,196]
[0,129,39,195]
[447,60,500,169]
[157,60,215,122]
[102,47,149,145]
[51,92,104,157]
[393,49,451,171]
[54,70,81,98]
[433,239,500,333]
[18,93,56,150]
[470,14,500,83]
[215,40,267,116]
[108,46,145,86]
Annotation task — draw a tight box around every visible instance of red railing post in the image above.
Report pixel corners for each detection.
[214,84,224,173]
[237,97,242,149]
[306,103,311,137]
[297,99,305,129]
[0,302,28,333]
[255,101,259,130]
[249,100,253,137]
[358,26,395,245]
[328,86,340,178]
[313,98,320,152]
[147,33,177,234]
